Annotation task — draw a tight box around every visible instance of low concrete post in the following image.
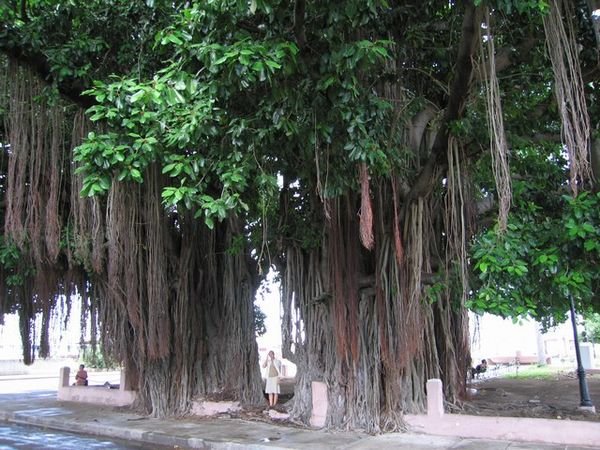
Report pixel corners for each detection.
[580,343,594,370]
[59,366,70,389]
[426,378,444,418]
[310,381,328,428]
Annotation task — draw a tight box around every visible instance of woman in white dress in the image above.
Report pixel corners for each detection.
[262,350,282,407]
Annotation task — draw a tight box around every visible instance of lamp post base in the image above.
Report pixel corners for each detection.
[577,405,596,414]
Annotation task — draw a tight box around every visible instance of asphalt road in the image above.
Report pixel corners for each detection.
[0,372,155,449]
[0,422,157,449]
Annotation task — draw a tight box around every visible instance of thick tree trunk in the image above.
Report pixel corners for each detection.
[280,184,470,432]
[102,172,263,417]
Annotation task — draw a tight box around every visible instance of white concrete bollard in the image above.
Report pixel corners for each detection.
[580,343,594,370]
[310,381,328,428]
[426,378,444,418]
[59,366,70,388]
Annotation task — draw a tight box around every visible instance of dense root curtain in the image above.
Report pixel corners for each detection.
[0,62,263,416]
[101,166,263,416]
[1,61,81,363]
[280,181,470,432]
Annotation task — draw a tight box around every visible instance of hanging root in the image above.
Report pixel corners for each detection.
[479,8,512,232]
[544,0,592,195]
[359,163,374,250]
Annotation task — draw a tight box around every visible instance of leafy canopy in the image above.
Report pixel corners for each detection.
[73,1,394,231]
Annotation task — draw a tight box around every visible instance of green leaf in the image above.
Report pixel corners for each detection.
[162,163,176,174]
[214,56,229,66]
[130,89,145,103]
[167,34,183,45]
[265,60,282,70]
[130,168,143,182]
[204,216,215,230]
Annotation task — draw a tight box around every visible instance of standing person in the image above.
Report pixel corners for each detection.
[75,364,88,386]
[262,350,281,407]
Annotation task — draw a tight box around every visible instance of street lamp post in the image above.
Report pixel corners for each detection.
[568,294,595,412]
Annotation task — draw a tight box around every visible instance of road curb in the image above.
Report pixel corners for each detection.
[0,411,291,450]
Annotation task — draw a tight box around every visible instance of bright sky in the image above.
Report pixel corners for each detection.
[255,270,283,353]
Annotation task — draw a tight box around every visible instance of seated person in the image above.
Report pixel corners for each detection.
[471,359,488,379]
[75,364,88,386]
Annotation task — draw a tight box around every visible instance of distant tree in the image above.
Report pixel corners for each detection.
[81,345,119,370]
[582,313,600,343]
[254,304,267,337]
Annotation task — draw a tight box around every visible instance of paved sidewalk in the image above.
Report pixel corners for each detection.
[0,391,598,450]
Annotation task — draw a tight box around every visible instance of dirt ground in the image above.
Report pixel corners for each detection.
[459,369,600,422]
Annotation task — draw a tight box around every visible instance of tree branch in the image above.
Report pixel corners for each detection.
[409,103,438,153]
[0,27,94,109]
[294,0,306,48]
[20,0,27,22]
[407,3,481,201]
[474,36,538,82]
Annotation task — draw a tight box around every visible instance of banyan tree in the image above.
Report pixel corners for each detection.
[1,0,598,431]
[0,1,264,416]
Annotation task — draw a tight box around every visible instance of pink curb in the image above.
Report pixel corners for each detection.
[405,413,600,447]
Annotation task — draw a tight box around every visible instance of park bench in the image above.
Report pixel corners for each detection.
[469,355,539,382]
[485,357,516,377]
[487,355,539,376]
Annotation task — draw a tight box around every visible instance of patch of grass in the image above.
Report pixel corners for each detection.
[503,364,562,380]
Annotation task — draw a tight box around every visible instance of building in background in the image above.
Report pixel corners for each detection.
[470,313,597,369]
